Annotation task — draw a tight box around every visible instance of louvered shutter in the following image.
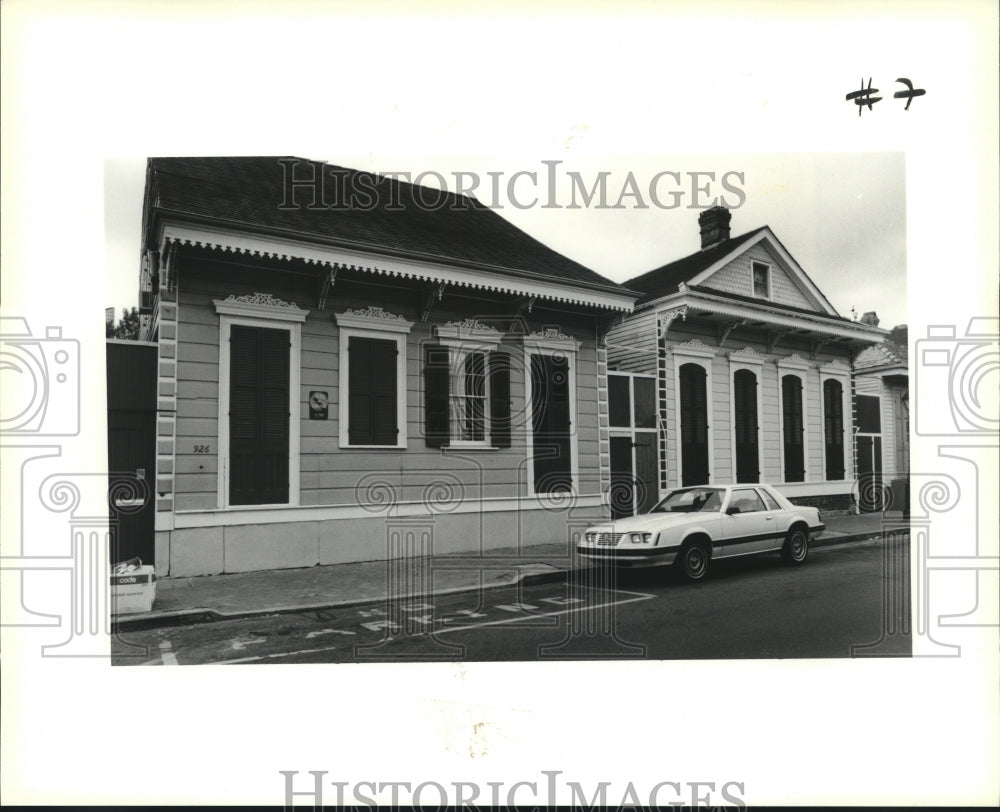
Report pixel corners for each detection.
[782,374,805,482]
[424,345,450,448]
[229,325,289,505]
[530,354,572,493]
[348,336,398,445]
[733,369,759,483]
[370,339,398,445]
[679,363,709,487]
[488,350,511,448]
[824,379,845,480]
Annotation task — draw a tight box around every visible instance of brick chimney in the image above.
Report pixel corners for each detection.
[860,311,880,327]
[699,206,732,249]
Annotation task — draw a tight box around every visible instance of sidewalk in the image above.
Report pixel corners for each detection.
[113,511,906,630]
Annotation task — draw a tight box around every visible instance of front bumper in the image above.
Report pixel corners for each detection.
[576,545,679,568]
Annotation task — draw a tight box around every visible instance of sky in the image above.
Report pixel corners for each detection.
[105,151,907,326]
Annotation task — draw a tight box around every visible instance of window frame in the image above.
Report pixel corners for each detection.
[607,371,660,516]
[751,260,771,300]
[434,322,504,450]
[776,354,811,484]
[820,367,850,481]
[335,308,414,450]
[672,342,716,488]
[524,331,580,497]
[728,351,764,485]
[214,296,307,509]
[727,487,767,514]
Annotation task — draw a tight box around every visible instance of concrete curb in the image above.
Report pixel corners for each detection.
[112,530,895,633]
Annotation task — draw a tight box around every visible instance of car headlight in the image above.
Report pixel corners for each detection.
[630,533,653,544]
[585,532,596,543]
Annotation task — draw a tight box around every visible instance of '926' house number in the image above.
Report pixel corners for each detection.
[193,444,211,454]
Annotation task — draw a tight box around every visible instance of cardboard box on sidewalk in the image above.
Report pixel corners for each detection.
[111,566,156,615]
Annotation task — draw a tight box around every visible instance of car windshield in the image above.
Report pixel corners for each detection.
[649,488,725,513]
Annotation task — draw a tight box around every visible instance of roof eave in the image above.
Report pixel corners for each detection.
[146,205,639,304]
[639,290,888,342]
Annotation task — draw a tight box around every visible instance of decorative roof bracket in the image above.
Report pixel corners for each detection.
[597,313,624,346]
[718,319,746,348]
[513,295,537,320]
[421,282,446,323]
[810,336,836,360]
[161,242,177,294]
[658,306,688,340]
[768,328,794,353]
[317,266,337,310]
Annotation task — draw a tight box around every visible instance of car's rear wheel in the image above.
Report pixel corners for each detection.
[781,526,809,564]
[678,540,711,582]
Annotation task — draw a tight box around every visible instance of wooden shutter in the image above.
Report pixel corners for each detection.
[424,344,450,448]
[679,363,709,486]
[782,374,805,482]
[488,350,511,448]
[824,379,844,480]
[531,354,572,493]
[733,369,759,483]
[229,325,289,505]
[348,336,398,445]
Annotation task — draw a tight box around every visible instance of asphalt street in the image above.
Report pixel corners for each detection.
[111,538,910,664]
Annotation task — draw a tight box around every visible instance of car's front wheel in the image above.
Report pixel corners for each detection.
[677,540,711,582]
[781,526,809,564]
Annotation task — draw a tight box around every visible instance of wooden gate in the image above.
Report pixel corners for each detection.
[106,341,157,565]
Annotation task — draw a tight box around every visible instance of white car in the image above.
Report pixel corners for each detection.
[577,484,824,581]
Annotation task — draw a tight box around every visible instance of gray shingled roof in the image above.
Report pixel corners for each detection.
[624,227,770,302]
[143,156,634,298]
[856,325,908,369]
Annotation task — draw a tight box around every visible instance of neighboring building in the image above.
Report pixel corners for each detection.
[604,207,887,517]
[854,319,909,511]
[135,157,637,576]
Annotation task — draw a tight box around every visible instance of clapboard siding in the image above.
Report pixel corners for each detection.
[881,391,896,478]
[759,361,782,482]
[171,272,606,511]
[804,366,824,479]
[606,309,657,374]
[701,243,815,310]
[651,317,855,488]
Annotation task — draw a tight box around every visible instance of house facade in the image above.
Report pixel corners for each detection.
[604,207,887,517]
[853,319,909,511]
[137,157,636,576]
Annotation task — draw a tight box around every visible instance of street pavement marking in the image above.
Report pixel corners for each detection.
[159,640,178,666]
[429,587,654,637]
[174,587,657,665]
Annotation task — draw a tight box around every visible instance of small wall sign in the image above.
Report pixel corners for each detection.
[309,390,329,419]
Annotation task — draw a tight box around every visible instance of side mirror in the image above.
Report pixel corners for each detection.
[726,506,740,515]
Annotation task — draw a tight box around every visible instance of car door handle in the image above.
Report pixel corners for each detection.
[765,515,774,520]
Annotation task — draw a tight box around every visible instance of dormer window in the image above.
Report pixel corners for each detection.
[752,261,770,298]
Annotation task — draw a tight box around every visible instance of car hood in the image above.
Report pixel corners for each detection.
[589,511,716,533]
